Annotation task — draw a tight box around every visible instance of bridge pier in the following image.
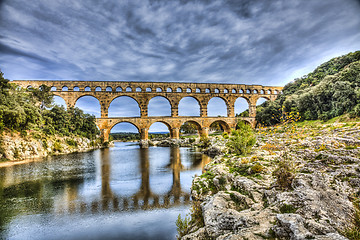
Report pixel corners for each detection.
[140,128,148,140]
[200,127,209,138]
[170,128,180,139]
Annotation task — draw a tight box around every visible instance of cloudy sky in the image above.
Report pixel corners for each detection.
[1,0,360,132]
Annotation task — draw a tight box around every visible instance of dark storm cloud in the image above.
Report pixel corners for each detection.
[0,0,360,85]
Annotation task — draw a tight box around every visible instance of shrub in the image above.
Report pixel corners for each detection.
[226,121,256,156]
[198,136,211,149]
[53,142,62,152]
[251,163,264,174]
[273,157,295,190]
[66,138,78,147]
[176,214,191,239]
[344,199,360,240]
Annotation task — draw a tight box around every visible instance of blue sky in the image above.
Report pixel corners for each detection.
[1,0,360,132]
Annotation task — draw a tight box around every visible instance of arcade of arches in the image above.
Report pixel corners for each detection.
[12,80,282,142]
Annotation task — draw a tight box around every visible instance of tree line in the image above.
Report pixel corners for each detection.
[256,51,360,126]
[0,71,99,139]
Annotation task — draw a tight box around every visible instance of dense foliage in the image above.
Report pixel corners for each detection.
[226,121,256,155]
[0,71,99,139]
[256,51,360,126]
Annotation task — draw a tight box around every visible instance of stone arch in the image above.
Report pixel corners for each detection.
[106,86,112,92]
[205,88,210,93]
[126,87,132,92]
[186,88,192,93]
[178,96,201,116]
[176,87,182,93]
[116,87,122,92]
[85,86,91,91]
[246,89,251,94]
[156,87,162,92]
[260,89,265,94]
[239,89,244,93]
[110,121,140,136]
[62,86,68,91]
[51,86,57,91]
[180,120,202,136]
[234,97,250,117]
[231,89,236,93]
[196,88,201,93]
[253,89,258,94]
[267,89,272,94]
[256,97,269,106]
[108,96,141,117]
[214,88,220,93]
[224,89,229,93]
[236,119,251,128]
[148,96,171,117]
[136,87,142,92]
[166,87,172,92]
[207,97,228,117]
[146,87,152,92]
[53,95,67,109]
[95,86,102,91]
[73,86,80,91]
[209,120,231,133]
[75,95,101,117]
[148,121,171,134]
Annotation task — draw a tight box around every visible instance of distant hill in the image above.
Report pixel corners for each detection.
[256,50,360,126]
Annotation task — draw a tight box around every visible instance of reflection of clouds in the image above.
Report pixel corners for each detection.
[207,97,227,117]
[109,97,140,117]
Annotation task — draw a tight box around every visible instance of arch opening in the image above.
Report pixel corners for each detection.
[232,89,236,93]
[180,121,201,137]
[126,87,132,92]
[149,122,170,139]
[110,122,140,142]
[106,87,112,92]
[235,97,249,117]
[75,96,101,117]
[156,87,162,92]
[53,96,67,109]
[148,96,171,117]
[51,86,57,91]
[256,97,269,106]
[196,88,201,93]
[178,97,200,116]
[176,87,182,93]
[214,88,219,93]
[209,120,230,135]
[95,87,101,92]
[186,88,191,93]
[166,87,172,92]
[224,89,229,93]
[108,96,140,117]
[73,86,80,91]
[116,87,122,92]
[136,87,142,92]
[85,86,91,91]
[62,86,68,91]
[146,87,152,92]
[207,97,227,117]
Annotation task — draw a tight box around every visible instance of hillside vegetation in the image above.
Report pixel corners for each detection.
[0,71,99,139]
[257,51,360,126]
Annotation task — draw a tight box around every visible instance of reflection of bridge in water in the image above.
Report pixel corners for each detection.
[56,147,210,214]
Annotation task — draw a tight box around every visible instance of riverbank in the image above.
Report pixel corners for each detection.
[179,120,360,240]
[0,131,105,168]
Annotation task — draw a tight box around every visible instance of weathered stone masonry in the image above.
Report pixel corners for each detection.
[12,80,282,141]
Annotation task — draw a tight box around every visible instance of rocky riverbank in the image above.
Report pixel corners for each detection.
[0,131,105,166]
[180,121,360,240]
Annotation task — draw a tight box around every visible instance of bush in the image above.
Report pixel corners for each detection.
[226,121,256,156]
[273,158,295,190]
[344,199,360,240]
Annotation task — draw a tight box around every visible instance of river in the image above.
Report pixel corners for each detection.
[0,142,210,240]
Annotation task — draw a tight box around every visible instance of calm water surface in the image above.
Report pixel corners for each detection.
[0,142,210,240]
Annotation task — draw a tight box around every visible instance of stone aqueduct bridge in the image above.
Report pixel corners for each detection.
[12,80,282,141]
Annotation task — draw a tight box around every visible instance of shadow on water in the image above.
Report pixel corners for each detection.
[0,143,210,239]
